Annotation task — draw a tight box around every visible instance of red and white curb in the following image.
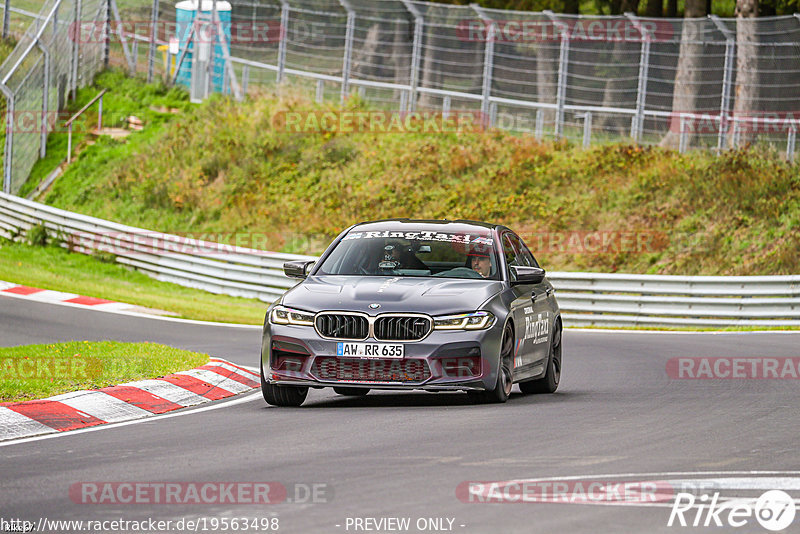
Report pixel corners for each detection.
[0,358,260,442]
[0,280,172,315]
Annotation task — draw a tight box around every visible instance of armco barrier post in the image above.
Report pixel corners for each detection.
[709,15,734,152]
[147,0,159,83]
[400,0,422,112]
[338,0,355,103]
[545,10,569,139]
[787,124,796,163]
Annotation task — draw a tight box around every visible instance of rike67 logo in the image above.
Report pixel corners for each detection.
[668,490,796,531]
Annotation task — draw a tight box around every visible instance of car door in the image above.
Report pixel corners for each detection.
[506,232,552,377]
[501,232,537,376]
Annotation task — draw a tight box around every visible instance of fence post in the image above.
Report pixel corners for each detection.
[37,40,51,159]
[471,4,495,123]
[582,112,592,148]
[1,88,13,193]
[338,0,355,104]
[2,0,9,39]
[147,0,159,83]
[679,114,688,153]
[103,0,110,68]
[242,64,249,95]
[626,12,650,143]
[400,0,422,112]
[787,124,796,163]
[109,0,136,75]
[316,79,324,102]
[442,95,451,119]
[545,11,569,139]
[535,109,543,139]
[277,0,289,83]
[70,0,81,99]
[709,15,734,152]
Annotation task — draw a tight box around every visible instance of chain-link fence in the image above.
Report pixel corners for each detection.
[2,0,800,194]
[1,0,105,194]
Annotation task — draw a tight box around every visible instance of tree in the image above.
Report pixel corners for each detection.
[660,0,707,148]
[732,0,758,146]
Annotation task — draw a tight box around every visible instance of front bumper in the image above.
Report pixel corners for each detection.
[261,322,504,392]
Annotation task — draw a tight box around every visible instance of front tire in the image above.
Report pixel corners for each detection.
[467,322,514,404]
[261,363,308,407]
[519,320,561,394]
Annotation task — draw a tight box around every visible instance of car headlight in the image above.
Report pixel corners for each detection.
[434,311,495,330]
[270,305,315,326]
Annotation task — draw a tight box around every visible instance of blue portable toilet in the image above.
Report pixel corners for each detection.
[175,0,232,95]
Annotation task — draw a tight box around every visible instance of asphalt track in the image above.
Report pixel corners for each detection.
[2,295,800,533]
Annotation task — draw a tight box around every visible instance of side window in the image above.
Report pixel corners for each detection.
[502,234,519,268]
[510,233,539,268]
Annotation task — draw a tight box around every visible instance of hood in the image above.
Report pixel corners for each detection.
[281,276,503,316]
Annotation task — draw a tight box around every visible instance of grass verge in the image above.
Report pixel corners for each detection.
[0,341,209,403]
[0,241,267,325]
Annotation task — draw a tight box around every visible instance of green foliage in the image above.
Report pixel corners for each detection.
[40,87,800,277]
[26,224,48,247]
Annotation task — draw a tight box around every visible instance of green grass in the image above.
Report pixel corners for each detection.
[0,241,268,324]
[0,340,209,403]
[38,85,800,276]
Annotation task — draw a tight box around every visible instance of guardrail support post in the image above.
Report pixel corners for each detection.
[787,124,796,163]
[471,4,495,123]
[277,0,289,84]
[147,0,159,83]
[338,0,355,104]
[242,65,249,95]
[442,95,451,119]
[489,101,497,129]
[545,11,569,139]
[400,0,423,112]
[709,15,734,152]
[626,13,650,143]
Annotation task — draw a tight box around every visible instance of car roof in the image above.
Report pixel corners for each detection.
[351,218,499,232]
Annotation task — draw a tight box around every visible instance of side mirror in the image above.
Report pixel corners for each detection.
[284,260,315,279]
[510,266,545,285]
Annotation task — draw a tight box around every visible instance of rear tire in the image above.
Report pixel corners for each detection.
[333,387,370,396]
[467,322,514,404]
[261,363,308,407]
[519,321,561,394]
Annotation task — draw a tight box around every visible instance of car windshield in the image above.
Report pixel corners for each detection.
[316,226,501,280]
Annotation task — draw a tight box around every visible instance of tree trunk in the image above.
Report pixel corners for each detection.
[645,0,662,17]
[659,0,707,148]
[598,0,640,136]
[731,0,758,147]
[564,0,580,14]
[666,0,678,18]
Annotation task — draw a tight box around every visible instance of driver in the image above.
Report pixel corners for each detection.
[468,249,492,278]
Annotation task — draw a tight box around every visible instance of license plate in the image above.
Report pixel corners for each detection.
[336,343,404,359]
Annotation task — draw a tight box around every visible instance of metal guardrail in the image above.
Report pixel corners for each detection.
[1,192,798,327]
